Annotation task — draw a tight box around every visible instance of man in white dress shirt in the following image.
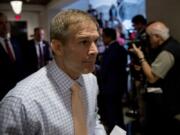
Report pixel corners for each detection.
[0,9,106,135]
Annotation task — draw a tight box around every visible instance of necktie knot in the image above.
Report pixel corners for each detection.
[71,82,81,93]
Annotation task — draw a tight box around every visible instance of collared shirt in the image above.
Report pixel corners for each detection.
[0,36,16,60]
[0,60,106,135]
[35,40,45,59]
[35,40,45,68]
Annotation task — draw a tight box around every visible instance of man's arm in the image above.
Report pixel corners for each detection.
[132,44,174,83]
[0,97,24,134]
[0,96,37,135]
[140,58,160,83]
[131,44,159,83]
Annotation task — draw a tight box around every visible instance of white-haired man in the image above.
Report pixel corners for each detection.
[132,21,180,135]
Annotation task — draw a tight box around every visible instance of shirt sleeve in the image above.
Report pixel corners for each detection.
[151,50,174,79]
[0,96,37,135]
[94,110,107,135]
[0,97,24,134]
[93,75,107,135]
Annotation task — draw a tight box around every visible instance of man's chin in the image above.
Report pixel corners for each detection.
[82,67,95,74]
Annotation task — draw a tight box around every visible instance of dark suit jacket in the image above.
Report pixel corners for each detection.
[0,38,25,100]
[24,40,52,76]
[97,41,128,132]
[99,41,128,95]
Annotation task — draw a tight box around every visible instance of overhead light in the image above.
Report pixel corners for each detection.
[10,0,23,15]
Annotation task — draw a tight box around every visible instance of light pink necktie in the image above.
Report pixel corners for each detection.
[71,82,88,135]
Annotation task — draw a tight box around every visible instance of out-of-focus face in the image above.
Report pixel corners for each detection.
[102,33,109,46]
[133,23,145,33]
[34,29,45,41]
[132,23,141,31]
[54,22,99,79]
[0,15,10,38]
[147,34,160,49]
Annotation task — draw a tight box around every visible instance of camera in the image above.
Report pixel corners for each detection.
[127,39,141,49]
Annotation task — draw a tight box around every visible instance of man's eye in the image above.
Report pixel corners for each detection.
[81,40,90,45]
[94,39,98,44]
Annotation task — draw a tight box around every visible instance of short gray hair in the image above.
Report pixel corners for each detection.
[50,9,98,45]
[146,21,170,40]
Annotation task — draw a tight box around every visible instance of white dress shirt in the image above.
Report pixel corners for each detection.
[0,36,16,60]
[0,60,106,135]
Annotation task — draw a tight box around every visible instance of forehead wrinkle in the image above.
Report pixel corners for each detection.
[70,21,98,31]
[76,33,99,41]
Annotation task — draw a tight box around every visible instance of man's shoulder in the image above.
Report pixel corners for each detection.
[82,73,96,83]
[26,40,35,48]
[27,39,34,43]
[81,73,98,94]
[164,37,180,47]
[110,41,127,54]
[6,68,49,99]
[82,73,96,79]
[43,40,50,46]
[163,37,180,56]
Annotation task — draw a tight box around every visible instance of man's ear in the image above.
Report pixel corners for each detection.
[51,39,63,56]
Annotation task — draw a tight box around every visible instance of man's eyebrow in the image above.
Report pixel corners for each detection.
[77,36,89,39]
[77,35,99,40]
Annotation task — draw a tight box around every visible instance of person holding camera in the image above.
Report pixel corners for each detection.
[132,21,180,135]
[125,15,149,123]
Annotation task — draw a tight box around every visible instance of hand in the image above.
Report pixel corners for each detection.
[134,64,141,71]
[131,43,144,59]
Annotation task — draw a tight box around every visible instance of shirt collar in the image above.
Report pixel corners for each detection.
[0,36,11,48]
[47,60,84,94]
[0,36,10,41]
[35,40,43,45]
[0,37,4,44]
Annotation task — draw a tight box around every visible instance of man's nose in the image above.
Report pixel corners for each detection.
[89,42,98,55]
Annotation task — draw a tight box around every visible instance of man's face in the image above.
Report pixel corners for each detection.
[102,33,110,46]
[133,23,140,31]
[148,34,160,49]
[57,22,99,79]
[0,15,10,37]
[34,29,45,41]
[133,23,141,32]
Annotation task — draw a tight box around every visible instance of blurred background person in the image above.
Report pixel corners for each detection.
[132,21,180,135]
[115,24,126,46]
[109,4,118,21]
[125,14,148,121]
[87,4,98,17]
[24,27,52,76]
[131,14,149,60]
[0,12,25,100]
[97,27,128,134]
